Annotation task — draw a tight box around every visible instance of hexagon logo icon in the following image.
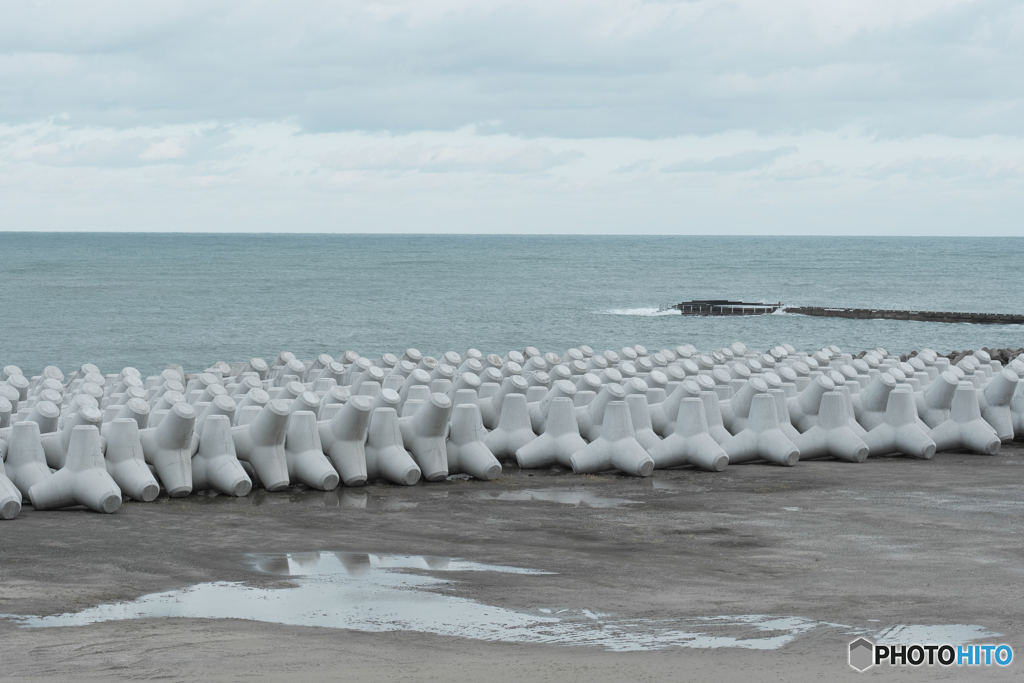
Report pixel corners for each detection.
[849,637,875,671]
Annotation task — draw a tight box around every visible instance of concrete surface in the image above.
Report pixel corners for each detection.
[2,443,1023,681]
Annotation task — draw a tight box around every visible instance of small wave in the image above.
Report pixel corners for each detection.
[772,306,787,315]
[600,308,681,316]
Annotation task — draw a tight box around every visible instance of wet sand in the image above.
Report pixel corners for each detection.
[2,443,1023,682]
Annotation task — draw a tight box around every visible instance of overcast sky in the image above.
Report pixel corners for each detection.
[2,0,1022,234]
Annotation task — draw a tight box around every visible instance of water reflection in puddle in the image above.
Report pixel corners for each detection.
[192,489,419,509]
[471,490,641,508]
[0,552,1000,652]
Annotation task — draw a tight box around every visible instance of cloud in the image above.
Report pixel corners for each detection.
[324,143,584,174]
[0,0,1021,138]
[770,160,835,180]
[612,158,654,173]
[4,128,238,167]
[661,146,797,173]
[2,122,1020,235]
[865,155,1024,180]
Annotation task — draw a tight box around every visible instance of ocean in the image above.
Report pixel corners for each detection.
[1,233,1021,376]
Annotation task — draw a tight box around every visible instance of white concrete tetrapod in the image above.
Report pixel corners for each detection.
[646,387,667,405]
[787,375,836,433]
[722,394,800,466]
[364,407,420,485]
[648,397,728,472]
[23,399,60,435]
[574,390,596,408]
[288,390,321,419]
[929,384,1001,455]
[699,391,734,445]
[103,418,161,501]
[478,375,528,430]
[1013,375,1024,438]
[569,401,654,477]
[230,399,290,492]
[317,395,372,487]
[41,405,103,469]
[109,397,151,430]
[851,373,898,432]
[402,398,425,417]
[399,392,453,482]
[0,464,20,519]
[29,426,122,513]
[240,358,269,380]
[516,397,588,469]
[456,356,483,375]
[139,401,196,497]
[576,382,627,442]
[366,387,401,417]
[3,421,51,499]
[720,377,769,434]
[316,361,347,387]
[792,392,869,463]
[0,365,22,383]
[650,376,714,437]
[190,394,238,456]
[625,394,661,452]
[449,372,481,399]
[152,389,187,413]
[447,403,502,481]
[306,374,335,396]
[321,385,351,408]
[861,389,937,459]
[284,411,339,490]
[451,388,479,409]
[398,369,432,408]
[233,388,270,425]
[977,368,1018,442]
[525,369,550,390]
[484,394,536,462]
[766,389,803,444]
[190,415,252,496]
[0,396,12,430]
[573,371,602,393]
[915,370,959,429]
[527,379,577,433]
[502,361,523,379]
[832,385,867,437]
[621,377,648,398]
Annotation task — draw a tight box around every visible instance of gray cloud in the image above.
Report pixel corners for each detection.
[0,1,1021,138]
[865,155,1024,180]
[612,158,655,173]
[324,143,584,174]
[6,129,238,167]
[662,146,797,172]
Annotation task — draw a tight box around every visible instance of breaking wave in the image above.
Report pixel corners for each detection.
[599,308,681,316]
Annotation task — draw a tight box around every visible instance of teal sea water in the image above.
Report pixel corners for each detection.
[1,233,1021,376]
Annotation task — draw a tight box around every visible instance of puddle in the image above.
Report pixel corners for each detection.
[470,489,641,508]
[0,552,1000,652]
[191,489,421,510]
[649,479,710,493]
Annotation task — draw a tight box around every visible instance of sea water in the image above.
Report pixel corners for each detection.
[0,233,1021,375]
